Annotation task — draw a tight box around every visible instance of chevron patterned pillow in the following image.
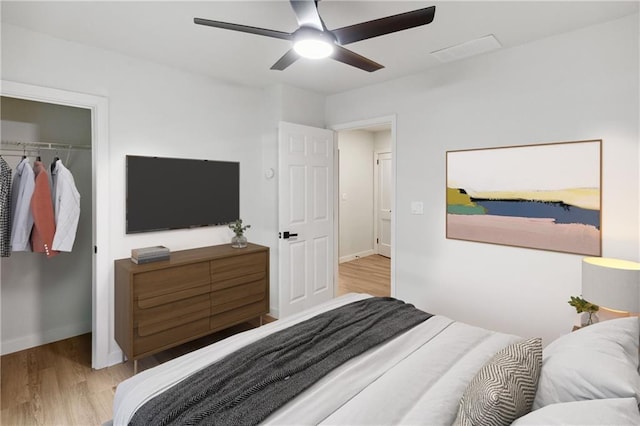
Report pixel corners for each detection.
[454,337,543,426]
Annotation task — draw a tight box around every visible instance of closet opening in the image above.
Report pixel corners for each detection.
[1,96,93,360]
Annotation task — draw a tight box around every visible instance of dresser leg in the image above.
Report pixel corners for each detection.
[259,315,263,326]
[134,360,138,375]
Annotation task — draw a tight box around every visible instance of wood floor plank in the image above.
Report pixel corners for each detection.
[1,351,30,410]
[32,367,65,426]
[338,254,391,297]
[1,401,34,426]
[64,381,101,426]
[91,388,118,425]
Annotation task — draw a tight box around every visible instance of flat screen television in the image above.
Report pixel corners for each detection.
[126,155,240,234]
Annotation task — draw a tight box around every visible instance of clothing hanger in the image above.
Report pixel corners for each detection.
[51,149,60,173]
[51,158,58,173]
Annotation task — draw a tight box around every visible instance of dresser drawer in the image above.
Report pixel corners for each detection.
[211,279,266,315]
[134,317,210,357]
[210,300,267,332]
[135,293,210,336]
[134,262,210,309]
[210,252,267,289]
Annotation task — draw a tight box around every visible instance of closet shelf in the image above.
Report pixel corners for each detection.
[1,140,91,150]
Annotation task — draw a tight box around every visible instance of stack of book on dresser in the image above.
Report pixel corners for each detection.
[131,246,170,264]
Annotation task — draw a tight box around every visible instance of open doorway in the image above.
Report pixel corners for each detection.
[332,117,395,298]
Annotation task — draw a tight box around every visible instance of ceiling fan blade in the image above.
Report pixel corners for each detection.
[289,0,323,31]
[270,49,300,71]
[331,45,384,72]
[194,17,293,40]
[331,6,435,45]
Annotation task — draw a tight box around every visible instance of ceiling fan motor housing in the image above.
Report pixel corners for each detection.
[293,26,336,59]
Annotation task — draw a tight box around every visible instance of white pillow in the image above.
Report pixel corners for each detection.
[533,316,640,409]
[513,398,640,425]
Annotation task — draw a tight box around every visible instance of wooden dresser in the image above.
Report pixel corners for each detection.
[114,243,269,372]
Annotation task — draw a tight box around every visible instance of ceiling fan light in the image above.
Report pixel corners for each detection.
[293,39,334,59]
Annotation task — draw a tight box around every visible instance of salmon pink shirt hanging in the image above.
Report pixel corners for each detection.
[30,160,58,258]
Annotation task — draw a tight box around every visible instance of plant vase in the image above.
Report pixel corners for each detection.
[231,234,247,248]
[580,311,599,327]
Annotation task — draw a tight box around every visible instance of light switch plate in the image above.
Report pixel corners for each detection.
[411,201,424,215]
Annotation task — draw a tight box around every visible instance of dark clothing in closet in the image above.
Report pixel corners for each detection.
[0,157,11,257]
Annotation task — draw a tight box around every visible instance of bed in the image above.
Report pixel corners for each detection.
[112,293,640,425]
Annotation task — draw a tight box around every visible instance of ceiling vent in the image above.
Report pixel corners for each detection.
[431,34,502,63]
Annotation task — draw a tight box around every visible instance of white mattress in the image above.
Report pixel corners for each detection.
[113,293,520,425]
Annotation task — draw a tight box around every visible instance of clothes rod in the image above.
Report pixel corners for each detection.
[1,140,91,150]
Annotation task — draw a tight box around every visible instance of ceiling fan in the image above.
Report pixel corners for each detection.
[194,1,436,72]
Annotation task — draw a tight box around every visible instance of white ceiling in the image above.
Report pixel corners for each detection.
[2,1,638,94]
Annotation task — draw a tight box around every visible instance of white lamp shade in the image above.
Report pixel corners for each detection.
[582,257,640,313]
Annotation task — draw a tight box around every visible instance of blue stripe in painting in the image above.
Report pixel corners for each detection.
[472,200,600,229]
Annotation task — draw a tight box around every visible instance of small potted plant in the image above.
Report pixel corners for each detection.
[229,219,250,248]
[568,296,599,326]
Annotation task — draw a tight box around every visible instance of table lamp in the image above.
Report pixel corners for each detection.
[582,257,640,315]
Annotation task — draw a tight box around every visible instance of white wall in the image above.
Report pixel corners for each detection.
[374,130,391,153]
[1,98,93,354]
[338,130,375,261]
[1,23,268,363]
[326,14,639,345]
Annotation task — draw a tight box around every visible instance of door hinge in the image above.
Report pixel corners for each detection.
[94,246,97,254]
[376,159,379,165]
[376,238,379,244]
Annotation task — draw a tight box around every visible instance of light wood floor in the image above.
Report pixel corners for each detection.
[0,319,266,426]
[1,255,389,425]
[337,254,391,297]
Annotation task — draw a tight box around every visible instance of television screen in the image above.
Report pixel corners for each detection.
[126,155,240,234]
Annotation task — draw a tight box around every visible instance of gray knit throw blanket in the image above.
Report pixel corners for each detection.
[129,297,432,426]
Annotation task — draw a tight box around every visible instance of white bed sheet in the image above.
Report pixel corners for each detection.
[113,294,519,426]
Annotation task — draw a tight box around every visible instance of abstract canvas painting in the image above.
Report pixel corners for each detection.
[446,140,601,256]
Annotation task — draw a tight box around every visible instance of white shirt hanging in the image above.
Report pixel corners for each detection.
[51,159,81,252]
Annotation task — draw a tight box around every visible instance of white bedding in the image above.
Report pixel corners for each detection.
[113,293,520,425]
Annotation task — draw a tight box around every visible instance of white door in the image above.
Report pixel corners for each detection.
[278,121,335,318]
[375,152,392,258]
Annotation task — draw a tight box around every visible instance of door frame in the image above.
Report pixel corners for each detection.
[330,115,396,297]
[1,80,111,369]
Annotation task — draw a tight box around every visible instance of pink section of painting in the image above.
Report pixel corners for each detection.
[447,214,600,255]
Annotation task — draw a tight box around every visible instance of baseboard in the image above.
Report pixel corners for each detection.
[339,249,375,264]
[1,321,91,355]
